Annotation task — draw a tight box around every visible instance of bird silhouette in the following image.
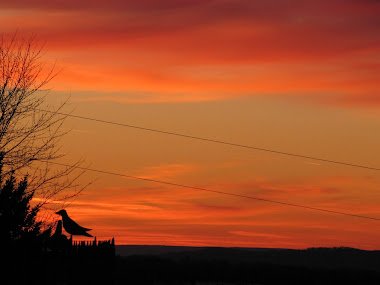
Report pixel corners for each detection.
[50,220,70,250]
[56,209,93,237]
[52,220,63,237]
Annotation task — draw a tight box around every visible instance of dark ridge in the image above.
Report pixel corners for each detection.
[116,245,380,272]
[113,246,380,284]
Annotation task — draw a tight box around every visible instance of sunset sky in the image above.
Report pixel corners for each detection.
[2,0,380,249]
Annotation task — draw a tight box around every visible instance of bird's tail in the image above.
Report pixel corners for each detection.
[84,232,93,237]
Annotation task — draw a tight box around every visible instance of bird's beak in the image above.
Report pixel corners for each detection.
[55,211,60,215]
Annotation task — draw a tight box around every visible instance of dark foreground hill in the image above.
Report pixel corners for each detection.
[115,246,380,284]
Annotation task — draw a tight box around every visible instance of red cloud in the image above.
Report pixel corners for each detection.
[1,0,379,105]
[36,173,380,249]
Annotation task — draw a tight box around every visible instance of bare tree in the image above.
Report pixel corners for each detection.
[0,33,85,210]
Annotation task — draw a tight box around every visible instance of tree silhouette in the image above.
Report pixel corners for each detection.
[0,33,86,211]
[0,153,41,243]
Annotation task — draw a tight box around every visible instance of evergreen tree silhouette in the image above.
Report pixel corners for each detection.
[0,153,41,244]
[0,153,45,284]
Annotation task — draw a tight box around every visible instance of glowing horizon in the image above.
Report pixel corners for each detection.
[3,0,380,250]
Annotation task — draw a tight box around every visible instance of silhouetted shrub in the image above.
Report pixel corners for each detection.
[0,153,42,244]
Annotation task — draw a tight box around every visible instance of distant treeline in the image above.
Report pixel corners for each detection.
[116,255,380,285]
[117,245,380,271]
[114,246,380,285]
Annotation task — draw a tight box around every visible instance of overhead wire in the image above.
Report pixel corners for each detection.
[47,161,380,222]
[37,109,380,172]
[36,108,380,222]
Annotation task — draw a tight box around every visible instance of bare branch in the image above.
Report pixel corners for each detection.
[0,33,87,224]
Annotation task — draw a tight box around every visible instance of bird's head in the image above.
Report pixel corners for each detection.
[56,209,67,216]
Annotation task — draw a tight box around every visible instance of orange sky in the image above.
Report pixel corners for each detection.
[2,0,380,249]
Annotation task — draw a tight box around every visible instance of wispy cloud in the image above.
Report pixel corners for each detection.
[230,231,287,239]
[35,173,380,249]
[1,0,379,106]
[135,163,199,180]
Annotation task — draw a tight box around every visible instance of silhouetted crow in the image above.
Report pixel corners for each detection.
[52,220,63,237]
[50,220,70,250]
[56,209,93,237]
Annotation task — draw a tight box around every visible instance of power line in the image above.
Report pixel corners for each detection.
[38,109,380,172]
[48,161,380,222]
